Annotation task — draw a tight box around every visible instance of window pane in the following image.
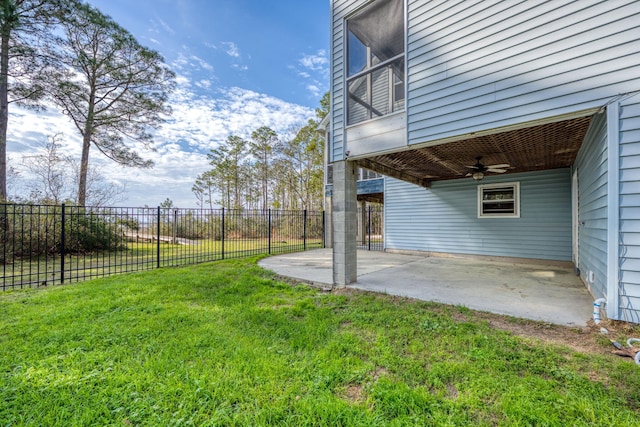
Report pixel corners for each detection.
[347,0,403,71]
[371,66,390,117]
[348,31,367,76]
[482,201,515,214]
[482,188,514,201]
[347,75,369,125]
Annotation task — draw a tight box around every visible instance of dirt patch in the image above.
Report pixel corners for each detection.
[335,287,640,358]
[473,311,640,357]
[343,384,364,404]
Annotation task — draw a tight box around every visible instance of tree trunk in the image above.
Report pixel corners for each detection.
[77,132,91,206]
[0,29,9,202]
[78,86,96,207]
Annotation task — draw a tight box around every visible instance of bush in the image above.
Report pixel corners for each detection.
[0,204,126,263]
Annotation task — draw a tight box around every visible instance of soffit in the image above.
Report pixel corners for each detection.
[357,115,593,187]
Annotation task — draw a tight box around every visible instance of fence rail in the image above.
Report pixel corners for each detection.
[1,204,325,291]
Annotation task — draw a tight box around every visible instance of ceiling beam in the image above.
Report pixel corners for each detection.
[357,158,431,188]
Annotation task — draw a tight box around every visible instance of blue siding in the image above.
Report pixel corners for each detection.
[618,93,640,323]
[330,0,369,163]
[325,177,384,197]
[574,111,608,300]
[385,169,572,261]
[406,0,640,146]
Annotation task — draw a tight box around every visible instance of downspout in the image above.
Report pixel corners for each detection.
[593,297,606,325]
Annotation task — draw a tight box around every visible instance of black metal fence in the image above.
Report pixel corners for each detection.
[1,204,325,291]
[357,203,384,251]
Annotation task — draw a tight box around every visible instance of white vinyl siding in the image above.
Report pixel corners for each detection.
[574,110,608,301]
[406,0,640,145]
[618,93,640,323]
[385,169,572,261]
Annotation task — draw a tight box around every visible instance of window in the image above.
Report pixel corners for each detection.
[478,182,520,218]
[346,0,404,126]
[358,168,382,180]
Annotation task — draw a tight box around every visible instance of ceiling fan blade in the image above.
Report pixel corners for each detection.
[487,168,507,173]
[486,164,510,169]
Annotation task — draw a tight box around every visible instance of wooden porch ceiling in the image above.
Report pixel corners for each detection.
[357,115,593,188]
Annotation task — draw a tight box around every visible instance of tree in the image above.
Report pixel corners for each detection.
[192,171,215,209]
[20,133,69,203]
[160,197,174,209]
[280,119,325,210]
[49,2,175,206]
[20,133,126,205]
[0,0,75,201]
[249,126,278,210]
[204,135,248,209]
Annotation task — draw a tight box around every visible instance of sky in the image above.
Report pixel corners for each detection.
[9,0,330,207]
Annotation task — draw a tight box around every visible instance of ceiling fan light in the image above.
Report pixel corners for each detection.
[472,172,484,181]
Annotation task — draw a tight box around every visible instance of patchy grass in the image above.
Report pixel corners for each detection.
[1,258,639,426]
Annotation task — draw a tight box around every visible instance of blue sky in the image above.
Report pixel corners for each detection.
[9,0,330,207]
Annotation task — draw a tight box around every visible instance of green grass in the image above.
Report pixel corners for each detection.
[1,258,639,426]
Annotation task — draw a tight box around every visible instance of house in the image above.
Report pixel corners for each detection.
[327,0,640,323]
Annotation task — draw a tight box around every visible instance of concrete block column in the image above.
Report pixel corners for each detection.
[332,160,357,286]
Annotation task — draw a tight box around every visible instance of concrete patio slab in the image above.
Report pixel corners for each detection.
[258,249,594,327]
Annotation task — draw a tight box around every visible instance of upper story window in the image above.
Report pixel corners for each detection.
[346,0,405,126]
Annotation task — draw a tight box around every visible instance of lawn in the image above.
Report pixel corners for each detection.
[1,258,639,426]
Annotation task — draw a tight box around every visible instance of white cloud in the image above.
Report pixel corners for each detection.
[220,41,240,58]
[195,79,212,89]
[190,55,214,72]
[299,49,329,72]
[293,49,330,100]
[306,84,322,98]
[7,83,315,208]
[157,18,176,35]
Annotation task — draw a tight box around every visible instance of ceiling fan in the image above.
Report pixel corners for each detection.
[465,156,510,181]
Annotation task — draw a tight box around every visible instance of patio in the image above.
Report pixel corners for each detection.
[259,249,595,327]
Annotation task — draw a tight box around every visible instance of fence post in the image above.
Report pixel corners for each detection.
[156,206,161,269]
[303,209,307,251]
[268,209,272,254]
[322,210,326,248]
[367,205,372,251]
[221,208,225,260]
[172,209,178,245]
[60,203,66,284]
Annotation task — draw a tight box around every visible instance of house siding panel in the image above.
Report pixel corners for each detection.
[618,93,640,323]
[385,169,571,261]
[406,0,640,146]
[330,0,369,163]
[574,111,608,300]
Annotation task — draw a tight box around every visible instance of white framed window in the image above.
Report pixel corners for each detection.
[478,182,520,218]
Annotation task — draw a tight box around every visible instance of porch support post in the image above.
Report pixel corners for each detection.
[332,160,358,286]
[606,102,621,320]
